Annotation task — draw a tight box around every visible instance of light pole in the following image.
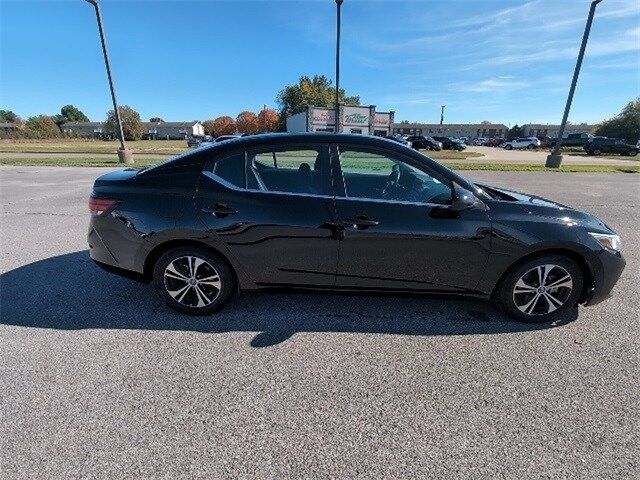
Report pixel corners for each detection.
[546,0,603,168]
[440,105,446,125]
[84,0,133,164]
[334,0,343,134]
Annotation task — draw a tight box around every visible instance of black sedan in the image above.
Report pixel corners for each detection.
[89,133,625,323]
[432,136,466,151]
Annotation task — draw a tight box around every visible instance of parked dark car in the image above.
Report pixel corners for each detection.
[547,133,594,149]
[406,135,442,151]
[483,137,505,147]
[187,135,212,148]
[385,135,410,146]
[89,133,624,323]
[584,137,639,156]
[432,136,466,151]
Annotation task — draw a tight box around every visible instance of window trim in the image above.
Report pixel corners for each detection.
[330,143,454,206]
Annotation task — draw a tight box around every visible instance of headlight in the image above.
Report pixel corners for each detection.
[589,232,621,251]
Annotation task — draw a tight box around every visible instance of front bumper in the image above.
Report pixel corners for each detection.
[583,249,626,306]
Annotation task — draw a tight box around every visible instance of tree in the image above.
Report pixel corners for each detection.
[208,116,236,136]
[61,105,89,122]
[236,111,260,134]
[149,117,164,123]
[507,124,524,139]
[276,75,360,118]
[594,98,640,144]
[25,115,61,138]
[105,106,144,141]
[480,120,492,125]
[0,110,21,123]
[258,108,280,132]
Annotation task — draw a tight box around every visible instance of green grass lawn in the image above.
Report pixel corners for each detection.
[0,139,187,155]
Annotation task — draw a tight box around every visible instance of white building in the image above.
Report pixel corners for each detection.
[286,105,395,136]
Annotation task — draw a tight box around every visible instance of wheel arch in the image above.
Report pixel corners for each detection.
[491,248,594,302]
[142,239,240,291]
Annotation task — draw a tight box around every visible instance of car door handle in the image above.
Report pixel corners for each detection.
[202,203,238,217]
[342,215,379,230]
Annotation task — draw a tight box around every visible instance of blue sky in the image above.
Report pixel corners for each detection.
[1,0,638,125]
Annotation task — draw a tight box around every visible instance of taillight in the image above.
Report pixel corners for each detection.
[89,196,119,216]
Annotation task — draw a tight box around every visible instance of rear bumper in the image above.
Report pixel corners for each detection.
[583,249,626,306]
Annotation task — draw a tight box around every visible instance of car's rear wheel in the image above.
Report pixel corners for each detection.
[496,255,583,323]
[527,144,535,149]
[628,150,638,157]
[592,148,602,155]
[153,247,234,315]
[505,144,513,150]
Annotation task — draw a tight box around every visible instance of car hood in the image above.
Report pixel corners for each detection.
[478,184,610,232]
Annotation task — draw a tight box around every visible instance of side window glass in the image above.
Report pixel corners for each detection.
[210,153,245,188]
[337,148,452,205]
[246,147,324,195]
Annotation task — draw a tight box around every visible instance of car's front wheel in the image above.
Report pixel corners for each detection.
[153,247,234,315]
[504,144,513,150]
[527,144,535,149]
[592,148,602,155]
[496,255,583,323]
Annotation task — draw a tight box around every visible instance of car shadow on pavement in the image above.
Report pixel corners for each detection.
[0,251,577,347]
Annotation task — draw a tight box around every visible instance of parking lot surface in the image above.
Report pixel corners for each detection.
[1,166,638,479]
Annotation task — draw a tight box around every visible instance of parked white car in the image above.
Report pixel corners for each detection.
[502,137,541,150]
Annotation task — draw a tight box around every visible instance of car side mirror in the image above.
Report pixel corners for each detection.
[450,184,479,212]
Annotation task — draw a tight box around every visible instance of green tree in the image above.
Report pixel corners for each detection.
[25,115,61,138]
[507,124,524,139]
[276,75,360,118]
[149,117,164,123]
[594,98,640,144]
[105,106,144,141]
[61,105,89,122]
[0,110,21,123]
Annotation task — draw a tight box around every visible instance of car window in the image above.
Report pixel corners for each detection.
[336,147,452,205]
[247,147,326,195]
[211,152,245,188]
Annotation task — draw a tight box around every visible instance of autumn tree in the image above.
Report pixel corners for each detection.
[207,116,236,136]
[258,108,280,132]
[277,75,360,118]
[236,111,260,134]
[594,98,640,144]
[105,105,144,141]
[25,115,61,138]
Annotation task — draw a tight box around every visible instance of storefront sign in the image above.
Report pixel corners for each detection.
[342,106,370,125]
[374,113,390,126]
[311,109,335,125]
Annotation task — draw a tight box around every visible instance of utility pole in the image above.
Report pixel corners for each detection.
[546,0,603,168]
[84,0,133,164]
[440,105,446,125]
[335,0,343,134]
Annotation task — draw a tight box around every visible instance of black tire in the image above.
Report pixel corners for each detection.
[495,255,583,323]
[527,144,535,149]
[153,247,235,315]
[505,144,513,150]
[628,150,638,157]
[592,148,601,155]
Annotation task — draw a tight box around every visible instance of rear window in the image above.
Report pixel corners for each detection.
[211,153,244,188]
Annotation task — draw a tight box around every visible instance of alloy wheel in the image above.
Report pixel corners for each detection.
[163,255,221,308]
[512,264,573,316]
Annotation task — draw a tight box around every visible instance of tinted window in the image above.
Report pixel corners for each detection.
[337,147,452,205]
[248,147,325,195]
[211,153,245,188]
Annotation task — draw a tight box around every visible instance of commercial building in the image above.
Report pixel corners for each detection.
[392,123,509,138]
[286,105,395,136]
[61,121,204,139]
[521,123,595,138]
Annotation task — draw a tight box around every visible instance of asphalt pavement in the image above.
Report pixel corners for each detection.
[1,166,638,479]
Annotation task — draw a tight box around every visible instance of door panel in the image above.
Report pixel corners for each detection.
[331,144,491,292]
[196,145,338,287]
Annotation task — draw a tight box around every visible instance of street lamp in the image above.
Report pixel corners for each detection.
[84,0,133,164]
[546,0,603,168]
[334,0,343,134]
